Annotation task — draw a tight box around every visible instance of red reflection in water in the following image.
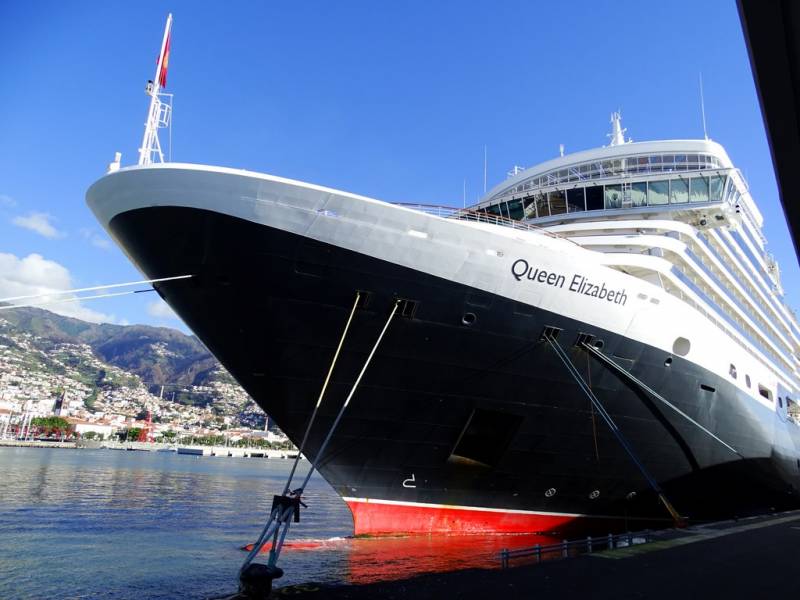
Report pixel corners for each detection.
[277,534,560,584]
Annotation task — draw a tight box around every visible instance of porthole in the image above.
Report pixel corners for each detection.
[545,488,557,498]
[461,312,476,326]
[589,490,600,500]
[729,364,737,379]
[672,337,691,356]
[593,339,605,350]
[745,375,751,388]
[664,356,673,367]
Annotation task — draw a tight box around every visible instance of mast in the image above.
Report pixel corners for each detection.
[138,14,173,165]
[608,111,629,146]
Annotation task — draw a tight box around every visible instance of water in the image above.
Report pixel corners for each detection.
[0,447,555,599]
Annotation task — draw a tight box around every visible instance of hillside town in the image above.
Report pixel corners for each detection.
[0,316,291,447]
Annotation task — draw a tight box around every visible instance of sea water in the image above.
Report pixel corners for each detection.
[0,447,554,599]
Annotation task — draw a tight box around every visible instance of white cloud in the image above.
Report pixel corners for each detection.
[147,298,178,320]
[12,212,64,239]
[79,228,112,250]
[0,252,116,324]
[0,194,15,208]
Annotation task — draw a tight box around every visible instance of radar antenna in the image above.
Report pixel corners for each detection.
[607,111,630,146]
[138,14,174,165]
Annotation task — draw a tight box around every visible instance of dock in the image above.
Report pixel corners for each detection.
[277,510,800,599]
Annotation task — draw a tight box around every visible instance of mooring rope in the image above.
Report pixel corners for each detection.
[282,291,362,496]
[239,298,400,576]
[0,274,192,304]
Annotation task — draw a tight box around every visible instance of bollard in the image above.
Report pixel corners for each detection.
[501,549,508,569]
[607,533,614,550]
[587,536,593,553]
[535,544,541,563]
[562,539,568,558]
[239,563,284,600]
[628,532,633,547]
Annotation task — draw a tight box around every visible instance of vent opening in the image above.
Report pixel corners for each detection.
[540,326,562,341]
[355,291,372,310]
[396,298,419,319]
[700,384,716,393]
[575,332,595,346]
[449,408,523,468]
[461,312,476,326]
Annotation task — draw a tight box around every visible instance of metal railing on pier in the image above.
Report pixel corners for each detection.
[499,530,654,569]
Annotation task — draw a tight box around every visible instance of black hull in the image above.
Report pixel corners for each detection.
[109,206,800,532]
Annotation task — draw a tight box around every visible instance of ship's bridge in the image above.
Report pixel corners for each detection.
[474,138,758,237]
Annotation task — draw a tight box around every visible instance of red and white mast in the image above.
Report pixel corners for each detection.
[138,14,173,165]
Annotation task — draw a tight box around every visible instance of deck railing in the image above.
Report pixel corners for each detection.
[499,530,654,569]
[394,203,569,241]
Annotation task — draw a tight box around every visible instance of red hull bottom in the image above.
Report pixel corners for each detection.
[345,498,583,536]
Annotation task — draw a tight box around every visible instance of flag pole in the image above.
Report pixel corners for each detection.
[138,13,173,165]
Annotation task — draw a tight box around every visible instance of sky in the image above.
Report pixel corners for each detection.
[0,0,797,331]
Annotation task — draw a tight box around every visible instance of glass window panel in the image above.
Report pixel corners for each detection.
[648,180,669,205]
[579,164,590,174]
[670,178,689,203]
[674,155,687,171]
[523,197,536,218]
[649,155,662,164]
[507,199,524,220]
[631,182,647,207]
[601,160,613,174]
[586,186,604,210]
[566,187,585,212]
[535,193,550,218]
[486,204,501,216]
[549,190,567,215]
[689,176,709,202]
[687,154,699,164]
[558,170,568,182]
[605,184,623,209]
[709,175,725,201]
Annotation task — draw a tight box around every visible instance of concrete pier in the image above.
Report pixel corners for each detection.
[278,510,800,599]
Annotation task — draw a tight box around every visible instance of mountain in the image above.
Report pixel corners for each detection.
[1,306,216,386]
[0,305,262,426]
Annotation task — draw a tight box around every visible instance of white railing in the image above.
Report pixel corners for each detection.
[394,203,571,242]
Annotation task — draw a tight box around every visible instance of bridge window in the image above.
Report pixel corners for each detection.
[535,193,549,218]
[567,188,586,212]
[549,190,567,215]
[670,178,689,203]
[648,180,669,205]
[709,174,725,201]
[586,186,604,210]
[631,182,647,207]
[690,176,709,202]
[605,184,623,209]
[523,197,536,218]
[506,199,524,220]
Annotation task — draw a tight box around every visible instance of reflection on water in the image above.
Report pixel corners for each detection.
[0,448,554,599]
[280,533,558,584]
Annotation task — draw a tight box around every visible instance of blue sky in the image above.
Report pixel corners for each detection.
[0,0,797,330]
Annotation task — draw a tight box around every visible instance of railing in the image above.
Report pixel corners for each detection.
[394,203,571,242]
[499,530,654,569]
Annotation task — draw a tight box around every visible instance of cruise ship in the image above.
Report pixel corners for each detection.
[87,23,800,535]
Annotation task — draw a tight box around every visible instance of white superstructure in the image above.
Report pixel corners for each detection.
[473,114,800,415]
